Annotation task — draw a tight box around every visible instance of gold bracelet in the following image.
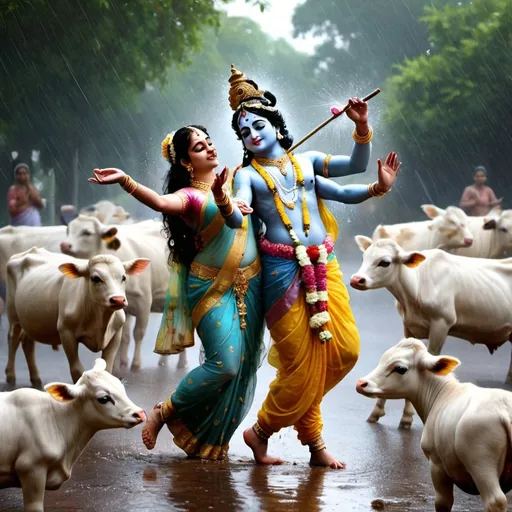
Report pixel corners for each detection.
[323,154,332,178]
[352,125,374,144]
[214,192,230,207]
[367,181,388,198]
[120,175,138,195]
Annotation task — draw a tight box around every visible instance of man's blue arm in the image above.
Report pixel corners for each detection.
[315,175,372,204]
[307,141,371,178]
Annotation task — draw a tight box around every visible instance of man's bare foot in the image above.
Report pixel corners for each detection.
[310,448,346,469]
[142,402,165,450]
[243,428,283,465]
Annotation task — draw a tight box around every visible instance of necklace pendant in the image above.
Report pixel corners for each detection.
[284,200,295,210]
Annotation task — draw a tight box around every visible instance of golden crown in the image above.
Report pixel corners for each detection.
[228,64,267,111]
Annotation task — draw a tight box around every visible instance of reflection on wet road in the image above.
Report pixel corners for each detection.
[0,257,511,511]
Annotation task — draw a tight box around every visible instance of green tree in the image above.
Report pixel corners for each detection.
[0,0,264,219]
[384,0,512,207]
[292,0,462,84]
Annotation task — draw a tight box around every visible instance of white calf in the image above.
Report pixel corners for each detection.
[6,247,149,385]
[372,204,473,251]
[357,339,512,512]
[456,209,512,259]
[0,358,145,512]
[60,215,187,370]
[350,236,512,428]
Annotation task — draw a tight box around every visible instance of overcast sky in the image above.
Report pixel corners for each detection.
[221,0,322,54]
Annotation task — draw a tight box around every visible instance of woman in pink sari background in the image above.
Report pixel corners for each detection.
[7,163,44,226]
[459,166,503,216]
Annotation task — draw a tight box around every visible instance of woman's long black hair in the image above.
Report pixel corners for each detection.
[231,91,293,166]
[162,125,209,267]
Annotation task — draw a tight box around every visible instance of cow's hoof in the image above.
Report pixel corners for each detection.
[158,357,168,367]
[367,415,381,424]
[398,421,412,430]
[177,361,189,370]
[6,375,16,385]
[130,363,141,373]
[31,378,43,390]
[120,361,128,369]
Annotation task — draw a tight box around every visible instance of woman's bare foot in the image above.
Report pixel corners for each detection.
[142,402,165,450]
[243,428,283,465]
[310,448,346,469]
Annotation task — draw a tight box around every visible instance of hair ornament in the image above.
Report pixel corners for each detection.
[161,131,177,164]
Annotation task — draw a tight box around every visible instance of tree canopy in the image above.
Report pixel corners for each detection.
[292,0,461,84]
[0,0,277,220]
[384,0,512,205]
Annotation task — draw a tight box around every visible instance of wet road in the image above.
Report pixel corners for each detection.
[1,254,512,511]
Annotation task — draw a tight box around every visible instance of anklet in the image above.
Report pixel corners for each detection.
[308,436,326,453]
[253,422,271,441]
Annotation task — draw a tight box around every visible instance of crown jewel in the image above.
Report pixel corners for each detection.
[228,64,266,111]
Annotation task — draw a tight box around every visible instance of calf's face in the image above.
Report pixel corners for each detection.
[422,205,473,249]
[484,210,512,251]
[356,338,460,400]
[60,216,120,259]
[45,358,146,429]
[58,256,150,310]
[350,237,426,291]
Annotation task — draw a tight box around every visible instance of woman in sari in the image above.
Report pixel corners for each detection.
[7,163,44,226]
[89,125,265,460]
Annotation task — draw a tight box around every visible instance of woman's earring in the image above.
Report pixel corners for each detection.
[186,164,194,179]
[277,132,283,140]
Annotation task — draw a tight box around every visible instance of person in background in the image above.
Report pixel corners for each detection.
[7,163,44,226]
[459,166,502,216]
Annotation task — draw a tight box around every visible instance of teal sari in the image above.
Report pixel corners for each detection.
[156,192,265,460]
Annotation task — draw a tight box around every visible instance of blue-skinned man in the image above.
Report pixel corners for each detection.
[212,66,401,468]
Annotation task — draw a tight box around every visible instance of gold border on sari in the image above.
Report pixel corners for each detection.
[191,257,260,330]
[191,217,250,327]
[197,211,224,248]
[167,417,229,461]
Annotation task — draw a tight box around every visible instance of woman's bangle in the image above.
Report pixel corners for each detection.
[120,175,138,195]
[220,201,234,217]
[353,125,373,144]
[214,192,230,207]
[368,181,388,198]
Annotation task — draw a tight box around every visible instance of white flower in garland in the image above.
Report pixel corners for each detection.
[318,244,328,264]
[310,311,331,329]
[317,291,328,302]
[306,291,319,304]
[295,245,309,267]
[319,330,333,342]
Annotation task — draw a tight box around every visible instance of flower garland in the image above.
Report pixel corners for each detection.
[252,154,332,342]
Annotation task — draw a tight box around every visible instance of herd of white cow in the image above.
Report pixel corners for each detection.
[0,199,511,511]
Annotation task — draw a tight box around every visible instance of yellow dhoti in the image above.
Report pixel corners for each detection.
[257,256,359,446]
